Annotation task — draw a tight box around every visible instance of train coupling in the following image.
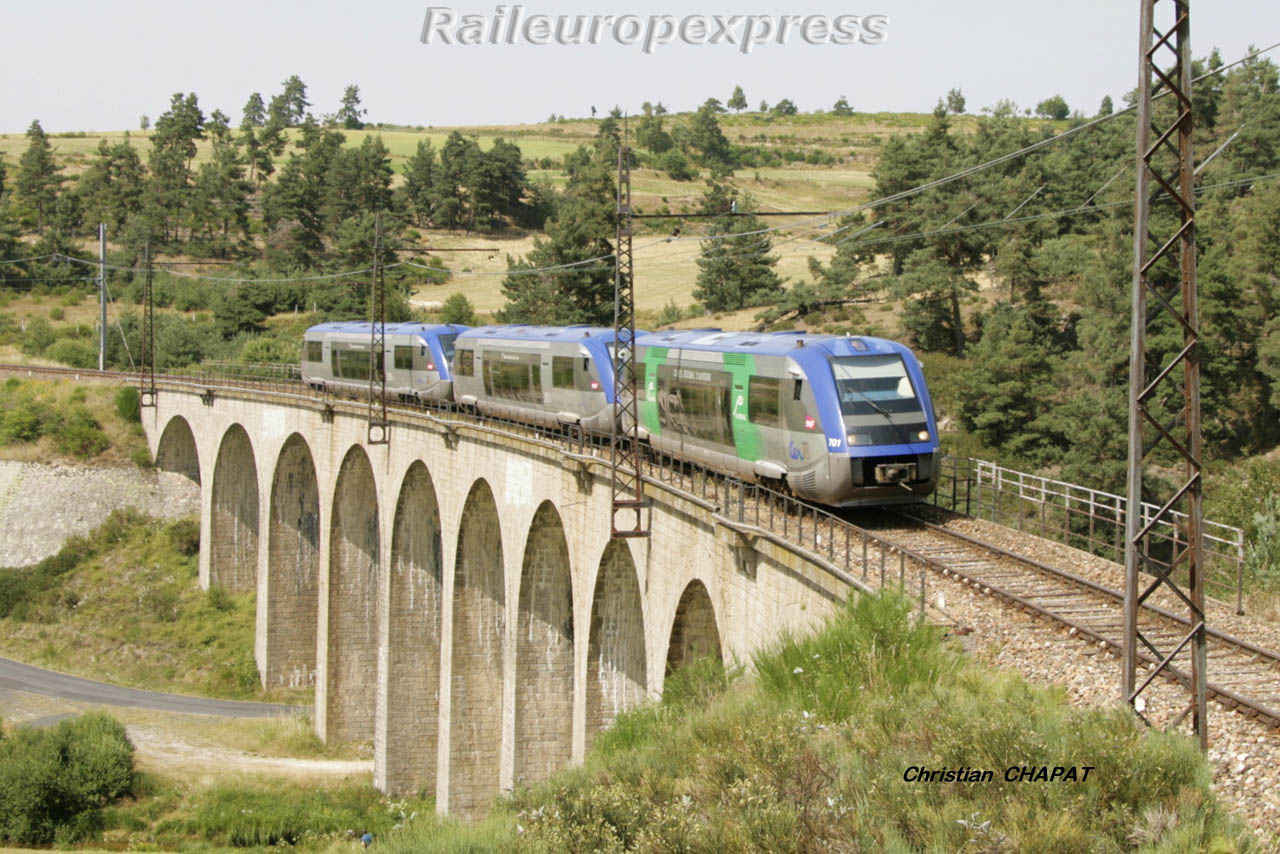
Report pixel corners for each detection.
[875,461,917,485]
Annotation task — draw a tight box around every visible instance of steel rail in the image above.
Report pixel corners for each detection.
[878,509,1280,728]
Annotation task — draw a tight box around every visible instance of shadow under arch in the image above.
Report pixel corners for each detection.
[265,433,320,690]
[327,444,379,744]
[514,500,573,786]
[586,539,647,752]
[155,415,200,484]
[210,424,258,593]
[380,460,444,796]
[448,478,504,818]
[665,579,722,677]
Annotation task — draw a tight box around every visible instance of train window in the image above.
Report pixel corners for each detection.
[793,379,803,401]
[438,334,458,363]
[656,365,734,446]
[486,353,543,403]
[393,346,413,371]
[331,348,371,380]
[456,348,474,376]
[552,356,575,389]
[831,356,919,415]
[749,376,781,428]
[305,340,323,362]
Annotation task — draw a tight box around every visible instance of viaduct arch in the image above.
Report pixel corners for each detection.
[145,386,849,817]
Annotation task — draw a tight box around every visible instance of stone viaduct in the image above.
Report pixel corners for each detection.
[143,383,855,816]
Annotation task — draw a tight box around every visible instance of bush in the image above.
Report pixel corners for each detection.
[440,292,477,326]
[660,149,697,181]
[45,337,97,369]
[167,518,200,557]
[52,406,110,458]
[0,712,135,845]
[184,783,405,847]
[115,385,141,422]
[20,317,57,356]
[0,399,51,444]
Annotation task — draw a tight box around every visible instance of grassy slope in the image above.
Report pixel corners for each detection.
[0,377,150,467]
[0,509,306,705]
[373,594,1256,853]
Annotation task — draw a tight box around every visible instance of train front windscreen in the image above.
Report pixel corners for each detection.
[831,355,931,447]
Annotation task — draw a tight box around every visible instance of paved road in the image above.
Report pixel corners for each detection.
[0,657,306,718]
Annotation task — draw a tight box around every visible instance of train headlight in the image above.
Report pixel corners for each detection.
[917,430,930,441]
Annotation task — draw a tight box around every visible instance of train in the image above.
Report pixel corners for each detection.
[300,321,941,507]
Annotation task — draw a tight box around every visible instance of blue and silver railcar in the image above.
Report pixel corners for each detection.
[301,321,467,403]
[452,324,622,432]
[633,329,940,506]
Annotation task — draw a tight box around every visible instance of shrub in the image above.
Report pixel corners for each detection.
[48,306,65,321]
[45,337,97,369]
[52,406,110,458]
[0,712,134,845]
[660,149,697,181]
[115,385,141,422]
[167,518,200,557]
[0,399,51,444]
[440,292,477,326]
[20,317,57,355]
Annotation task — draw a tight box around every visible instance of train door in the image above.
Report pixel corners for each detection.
[780,366,825,485]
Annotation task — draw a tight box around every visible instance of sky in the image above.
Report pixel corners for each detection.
[3,1,1279,134]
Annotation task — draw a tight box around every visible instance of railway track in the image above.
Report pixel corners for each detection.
[856,507,1280,729]
[8,361,1280,731]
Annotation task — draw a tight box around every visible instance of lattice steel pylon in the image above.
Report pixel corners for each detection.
[139,242,156,408]
[1123,0,1207,750]
[610,144,649,538]
[367,211,390,445]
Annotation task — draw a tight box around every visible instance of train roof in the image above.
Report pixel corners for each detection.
[457,324,623,344]
[304,321,469,337]
[636,329,910,358]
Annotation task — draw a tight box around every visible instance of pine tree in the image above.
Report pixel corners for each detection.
[280,75,310,125]
[727,85,748,113]
[683,104,734,176]
[946,88,966,115]
[692,184,784,312]
[337,85,366,130]
[956,302,1062,460]
[1098,95,1114,117]
[498,145,614,325]
[146,93,205,241]
[892,249,975,356]
[242,92,266,128]
[192,110,251,247]
[76,139,146,231]
[15,120,63,234]
[402,139,438,225]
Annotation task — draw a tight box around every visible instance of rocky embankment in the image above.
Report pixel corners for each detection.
[0,461,200,567]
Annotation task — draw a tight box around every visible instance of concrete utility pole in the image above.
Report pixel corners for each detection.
[98,224,107,371]
[1123,0,1207,751]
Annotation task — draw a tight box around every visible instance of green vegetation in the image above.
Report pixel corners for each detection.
[371,593,1253,852]
[0,509,290,702]
[0,712,135,846]
[153,782,426,849]
[0,377,145,463]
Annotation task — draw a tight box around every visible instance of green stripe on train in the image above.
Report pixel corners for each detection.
[639,346,667,437]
